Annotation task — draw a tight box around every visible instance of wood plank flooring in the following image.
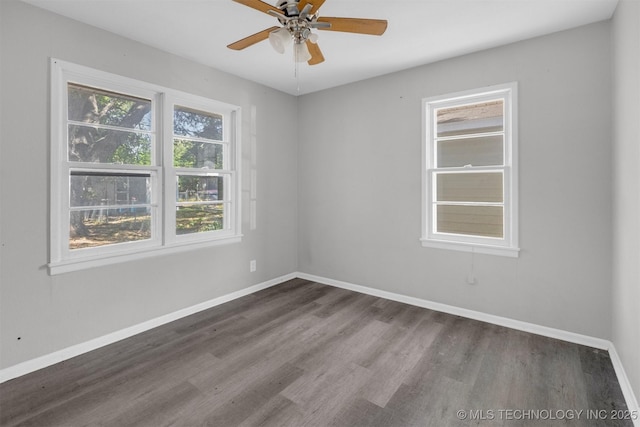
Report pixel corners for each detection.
[0,278,633,426]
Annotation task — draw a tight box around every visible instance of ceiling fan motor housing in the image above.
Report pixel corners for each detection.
[288,21,311,43]
[276,0,301,17]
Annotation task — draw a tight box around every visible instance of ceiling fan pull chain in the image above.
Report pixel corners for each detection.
[294,50,300,92]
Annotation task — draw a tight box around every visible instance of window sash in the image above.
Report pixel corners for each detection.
[167,170,237,243]
[62,165,161,259]
[428,167,512,246]
[165,98,238,245]
[61,78,161,259]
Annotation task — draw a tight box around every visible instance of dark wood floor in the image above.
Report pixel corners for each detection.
[0,278,632,426]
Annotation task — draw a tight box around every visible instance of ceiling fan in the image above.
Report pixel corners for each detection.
[227,0,388,65]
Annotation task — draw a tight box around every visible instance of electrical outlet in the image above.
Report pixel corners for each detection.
[466,273,477,285]
[250,260,256,272]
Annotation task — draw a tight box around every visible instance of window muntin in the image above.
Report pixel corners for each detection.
[422,83,518,256]
[51,59,241,273]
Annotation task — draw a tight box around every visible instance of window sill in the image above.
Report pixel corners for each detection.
[420,238,520,258]
[48,235,243,275]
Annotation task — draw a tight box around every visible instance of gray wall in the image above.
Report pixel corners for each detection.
[612,0,640,407]
[0,0,298,369]
[298,22,613,339]
[0,1,634,404]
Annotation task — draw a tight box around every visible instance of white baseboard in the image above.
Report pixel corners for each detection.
[296,272,610,348]
[2,271,638,426]
[608,345,640,427]
[0,273,296,384]
[296,272,639,425]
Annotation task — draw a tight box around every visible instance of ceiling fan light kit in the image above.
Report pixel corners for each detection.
[268,27,290,53]
[228,0,388,66]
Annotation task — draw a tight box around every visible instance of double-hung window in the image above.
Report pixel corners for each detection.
[50,59,241,274]
[421,83,518,257]
[169,102,237,243]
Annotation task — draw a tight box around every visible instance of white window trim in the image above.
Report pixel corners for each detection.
[421,83,519,257]
[164,94,241,247]
[49,59,242,275]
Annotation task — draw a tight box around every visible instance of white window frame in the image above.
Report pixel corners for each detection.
[50,59,242,274]
[164,94,240,247]
[421,83,519,257]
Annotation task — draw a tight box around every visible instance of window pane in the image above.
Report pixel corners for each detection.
[68,125,151,164]
[436,205,503,238]
[177,175,224,202]
[174,106,223,140]
[70,173,151,207]
[173,139,223,169]
[436,172,503,203]
[437,135,503,167]
[68,84,151,130]
[70,209,151,250]
[176,204,224,235]
[437,100,503,137]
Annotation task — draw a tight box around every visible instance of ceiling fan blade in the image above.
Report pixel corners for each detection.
[306,40,325,65]
[316,17,388,35]
[298,3,313,20]
[297,0,326,15]
[232,0,281,15]
[227,26,280,50]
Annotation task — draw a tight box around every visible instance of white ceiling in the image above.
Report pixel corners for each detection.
[22,0,618,95]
